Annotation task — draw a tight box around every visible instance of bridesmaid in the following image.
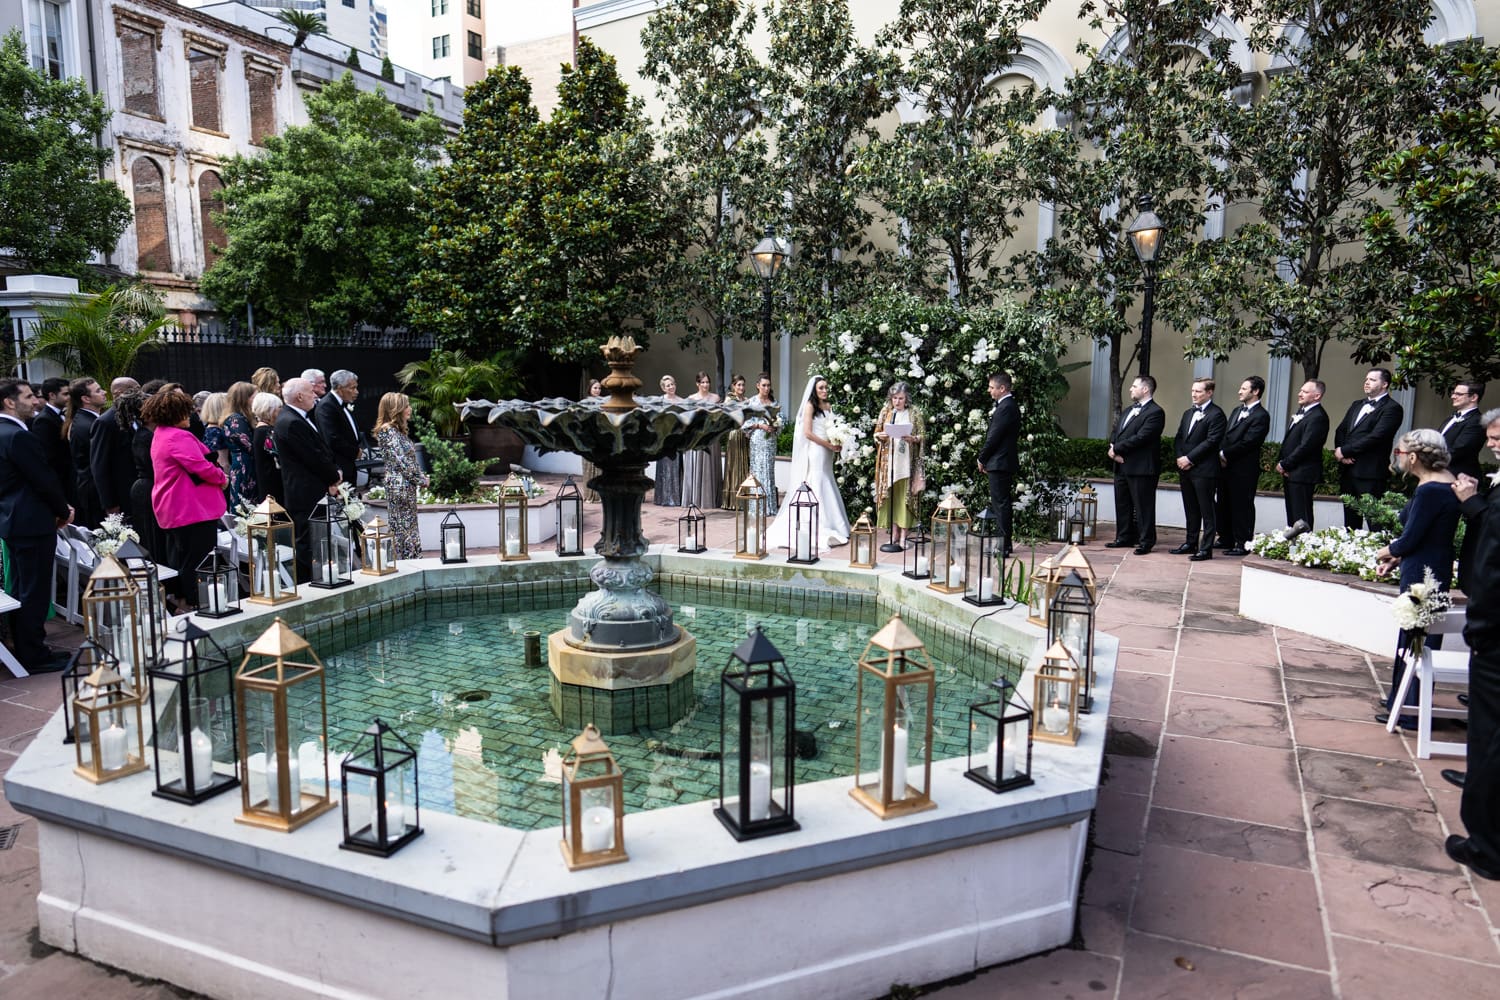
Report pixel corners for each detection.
[580,379,602,502]
[745,373,781,516]
[721,374,750,510]
[682,371,722,508]
[654,375,683,506]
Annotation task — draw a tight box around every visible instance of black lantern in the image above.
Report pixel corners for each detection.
[308,496,353,589]
[1048,569,1097,714]
[965,677,1034,793]
[61,639,116,745]
[715,627,798,841]
[678,503,707,553]
[787,482,820,564]
[1050,499,1072,542]
[1076,483,1099,541]
[903,521,931,579]
[964,507,1005,607]
[556,476,584,557]
[195,549,242,618]
[114,539,166,666]
[150,622,239,804]
[340,719,423,857]
[440,509,467,563]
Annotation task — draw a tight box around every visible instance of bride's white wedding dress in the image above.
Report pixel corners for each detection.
[769,410,851,550]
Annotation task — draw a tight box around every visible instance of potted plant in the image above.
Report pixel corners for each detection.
[397,350,523,470]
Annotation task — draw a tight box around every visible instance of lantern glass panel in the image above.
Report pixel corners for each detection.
[678,504,706,552]
[341,721,422,855]
[247,499,297,603]
[196,550,240,616]
[310,498,352,587]
[440,509,467,563]
[150,626,238,803]
[903,526,931,579]
[557,478,584,555]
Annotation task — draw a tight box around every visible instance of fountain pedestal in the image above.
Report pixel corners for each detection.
[548,629,697,734]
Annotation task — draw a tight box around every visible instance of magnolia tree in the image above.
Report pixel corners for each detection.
[811,291,1072,540]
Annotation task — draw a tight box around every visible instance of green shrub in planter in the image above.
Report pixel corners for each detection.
[419,429,487,502]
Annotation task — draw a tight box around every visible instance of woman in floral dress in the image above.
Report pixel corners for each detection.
[221,381,258,508]
[745,373,781,515]
[374,392,428,559]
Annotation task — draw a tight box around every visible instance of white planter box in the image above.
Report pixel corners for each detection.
[367,501,557,551]
[1086,477,1347,533]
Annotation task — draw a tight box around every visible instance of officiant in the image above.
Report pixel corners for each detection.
[873,381,926,547]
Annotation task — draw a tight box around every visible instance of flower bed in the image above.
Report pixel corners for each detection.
[1245,526,1391,581]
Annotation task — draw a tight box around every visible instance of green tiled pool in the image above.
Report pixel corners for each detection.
[273,580,1023,831]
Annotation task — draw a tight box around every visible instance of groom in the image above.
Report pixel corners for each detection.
[976,371,1019,557]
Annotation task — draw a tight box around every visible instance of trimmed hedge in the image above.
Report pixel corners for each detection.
[1057,437,1394,497]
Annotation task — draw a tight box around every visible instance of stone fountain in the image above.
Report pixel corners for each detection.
[464,336,758,733]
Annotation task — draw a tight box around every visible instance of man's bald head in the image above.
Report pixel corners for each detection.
[110,377,139,396]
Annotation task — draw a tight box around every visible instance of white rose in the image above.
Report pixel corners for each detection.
[878,322,889,334]
[864,361,876,374]
[925,374,937,387]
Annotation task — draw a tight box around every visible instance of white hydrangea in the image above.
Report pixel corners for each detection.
[837,329,860,355]
[864,361,877,374]
[828,359,841,372]
[878,322,890,334]
[924,373,938,387]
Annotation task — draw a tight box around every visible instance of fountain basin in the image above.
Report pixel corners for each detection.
[7,553,1114,1000]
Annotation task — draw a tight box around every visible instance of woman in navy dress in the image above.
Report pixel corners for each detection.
[1376,428,1461,725]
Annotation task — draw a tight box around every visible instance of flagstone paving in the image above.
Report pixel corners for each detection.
[1,497,1496,998]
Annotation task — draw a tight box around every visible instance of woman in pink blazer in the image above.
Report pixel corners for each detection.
[143,387,227,610]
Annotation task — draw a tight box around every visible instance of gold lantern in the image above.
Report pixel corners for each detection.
[927,492,970,595]
[734,476,767,560]
[499,471,530,561]
[83,555,146,686]
[234,619,336,832]
[360,516,398,576]
[1033,640,1082,746]
[73,661,148,783]
[849,508,877,569]
[1026,553,1060,627]
[851,615,937,819]
[247,496,298,605]
[1053,543,1098,601]
[560,724,627,870]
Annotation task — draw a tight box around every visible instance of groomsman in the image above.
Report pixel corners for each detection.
[1276,380,1329,529]
[1215,375,1271,554]
[1444,380,1485,481]
[1170,378,1226,560]
[1333,367,1403,529]
[1106,375,1165,554]
[976,371,1019,556]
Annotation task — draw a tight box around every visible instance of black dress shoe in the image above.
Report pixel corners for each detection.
[1446,835,1500,880]
[1133,544,1153,555]
[1225,546,1248,556]
[1374,711,1417,731]
[1212,540,1230,550]
[1458,693,1470,707]
[1189,550,1213,561]
[1105,539,1136,549]
[1442,769,1466,789]
[1169,543,1195,555]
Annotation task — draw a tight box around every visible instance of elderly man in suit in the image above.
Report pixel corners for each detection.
[1215,376,1271,555]
[0,379,74,672]
[975,370,1020,556]
[275,377,341,582]
[88,376,141,518]
[1333,367,1404,529]
[1106,375,1166,555]
[1276,379,1330,530]
[1444,380,1485,482]
[1170,378,1227,560]
[315,369,362,488]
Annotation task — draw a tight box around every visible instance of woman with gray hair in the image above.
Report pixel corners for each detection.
[1375,427,1461,728]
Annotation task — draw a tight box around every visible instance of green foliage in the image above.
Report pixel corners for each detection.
[0,31,132,273]
[417,427,487,502]
[200,73,444,330]
[1359,40,1500,386]
[1340,490,1412,534]
[410,42,671,366]
[275,10,327,49]
[346,48,361,69]
[857,0,1047,305]
[380,56,395,82]
[27,283,172,387]
[812,291,1071,540]
[396,349,518,438]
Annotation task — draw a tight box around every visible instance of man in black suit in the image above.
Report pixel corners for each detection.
[975,370,1020,555]
[1170,378,1227,560]
[1215,376,1271,555]
[67,377,107,528]
[88,376,140,517]
[1443,380,1485,482]
[275,377,341,581]
[1276,379,1330,530]
[315,369,362,488]
[1106,375,1165,554]
[0,379,74,673]
[1333,367,1403,529]
[30,377,76,509]
[1446,408,1500,880]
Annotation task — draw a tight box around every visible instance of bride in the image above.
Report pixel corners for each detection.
[769,375,851,549]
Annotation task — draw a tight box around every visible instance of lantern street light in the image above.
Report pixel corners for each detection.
[748,226,790,377]
[1126,195,1164,378]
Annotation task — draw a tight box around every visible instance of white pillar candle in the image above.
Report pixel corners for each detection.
[916,556,929,576]
[947,563,964,588]
[980,576,995,601]
[182,727,213,793]
[686,530,697,549]
[1071,527,1082,543]
[505,538,521,556]
[1001,727,1019,780]
[371,793,405,837]
[580,805,615,852]
[445,539,462,560]
[206,582,227,614]
[1057,517,1067,538]
[884,724,909,800]
[563,526,578,551]
[746,528,758,552]
[99,722,128,771]
[748,761,772,821]
[265,752,300,813]
[1042,700,1068,734]
[796,524,811,560]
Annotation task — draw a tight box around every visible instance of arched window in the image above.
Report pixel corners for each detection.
[198,170,226,268]
[132,157,172,273]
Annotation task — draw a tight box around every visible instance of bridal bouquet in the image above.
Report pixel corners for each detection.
[93,513,139,558]
[824,411,863,464]
[1391,566,1452,633]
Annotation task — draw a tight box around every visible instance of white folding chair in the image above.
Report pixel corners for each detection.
[1386,610,1469,759]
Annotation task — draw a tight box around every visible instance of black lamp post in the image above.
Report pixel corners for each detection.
[748,227,790,377]
[1126,195,1164,378]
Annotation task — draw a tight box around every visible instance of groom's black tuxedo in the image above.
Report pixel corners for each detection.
[1174,402,1226,552]
[1109,398,1165,549]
